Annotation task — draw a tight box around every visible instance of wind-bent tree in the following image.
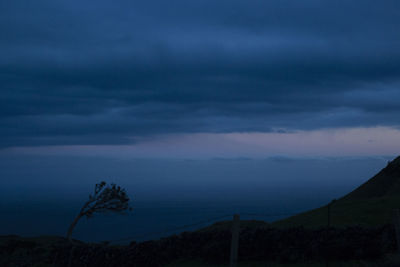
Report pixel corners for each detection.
[66,181,132,242]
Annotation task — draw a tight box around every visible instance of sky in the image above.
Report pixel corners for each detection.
[1,0,400,153]
[1,1,400,201]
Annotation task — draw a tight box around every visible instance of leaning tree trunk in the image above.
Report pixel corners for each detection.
[66,213,82,242]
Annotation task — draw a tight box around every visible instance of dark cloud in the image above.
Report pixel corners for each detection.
[1,0,400,147]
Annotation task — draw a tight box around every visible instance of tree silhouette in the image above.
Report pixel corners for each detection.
[66,181,132,242]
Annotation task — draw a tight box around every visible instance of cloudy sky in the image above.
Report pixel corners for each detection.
[1,0,400,157]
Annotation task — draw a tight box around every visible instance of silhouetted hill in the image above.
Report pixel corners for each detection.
[343,156,400,199]
[274,155,400,228]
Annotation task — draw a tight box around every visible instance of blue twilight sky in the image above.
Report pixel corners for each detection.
[1,1,400,202]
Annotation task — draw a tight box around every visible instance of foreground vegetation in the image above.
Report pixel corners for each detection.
[0,224,396,267]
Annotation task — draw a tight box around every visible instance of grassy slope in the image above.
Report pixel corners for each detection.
[343,156,400,200]
[273,156,400,228]
[273,196,400,228]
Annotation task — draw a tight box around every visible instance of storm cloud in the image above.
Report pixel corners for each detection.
[1,0,400,147]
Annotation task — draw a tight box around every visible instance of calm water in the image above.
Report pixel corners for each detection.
[0,198,324,243]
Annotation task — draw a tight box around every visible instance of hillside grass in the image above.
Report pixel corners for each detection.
[273,196,400,228]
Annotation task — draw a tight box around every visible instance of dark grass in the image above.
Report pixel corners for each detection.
[273,196,400,228]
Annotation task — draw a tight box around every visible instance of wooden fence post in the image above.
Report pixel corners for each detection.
[393,209,400,253]
[230,214,240,267]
